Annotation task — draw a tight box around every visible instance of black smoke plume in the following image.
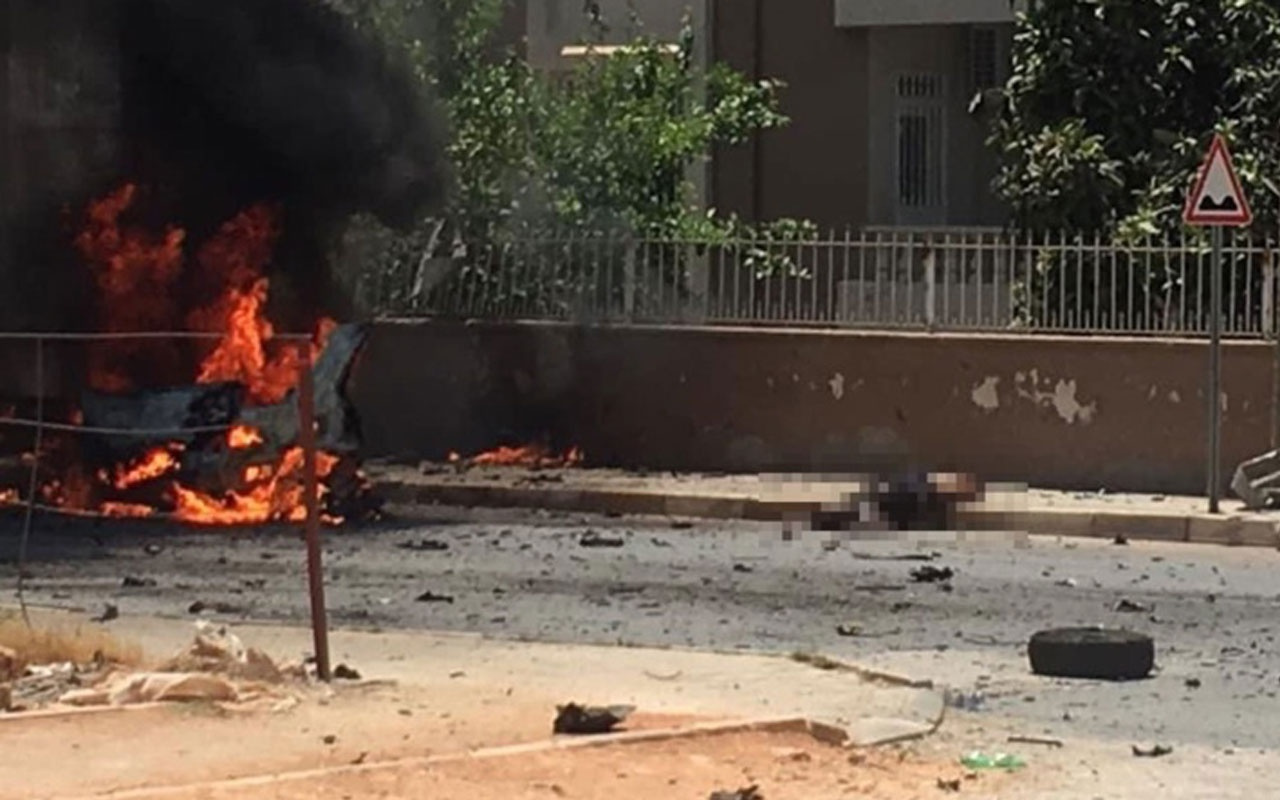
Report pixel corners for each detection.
[7,0,447,333]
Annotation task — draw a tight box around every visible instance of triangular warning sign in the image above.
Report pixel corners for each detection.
[1184,134,1253,227]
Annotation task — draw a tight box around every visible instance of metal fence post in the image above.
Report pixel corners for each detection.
[298,363,332,682]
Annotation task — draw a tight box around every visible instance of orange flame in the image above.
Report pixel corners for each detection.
[8,185,353,526]
[456,444,585,469]
[113,448,180,491]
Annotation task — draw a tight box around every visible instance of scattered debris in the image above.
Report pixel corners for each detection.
[836,624,862,637]
[1113,599,1152,613]
[323,734,338,746]
[1055,578,1078,588]
[670,521,694,530]
[910,566,955,584]
[642,670,682,682]
[1113,534,1129,546]
[1028,627,1154,681]
[351,752,369,765]
[732,563,755,574]
[121,576,157,589]
[92,604,120,623]
[159,621,289,683]
[960,752,1026,770]
[188,601,244,616]
[579,531,625,549]
[143,544,165,557]
[944,689,986,712]
[0,683,11,712]
[1132,744,1173,758]
[397,539,449,552]
[552,702,635,735]
[709,786,763,800]
[0,645,19,682]
[1185,678,1202,689]
[1008,735,1064,749]
[850,551,940,562]
[936,777,962,793]
[333,664,362,681]
[415,591,455,604]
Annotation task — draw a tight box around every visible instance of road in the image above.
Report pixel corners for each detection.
[2,505,1279,752]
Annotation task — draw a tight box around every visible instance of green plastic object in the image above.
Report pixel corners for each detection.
[960,752,1027,770]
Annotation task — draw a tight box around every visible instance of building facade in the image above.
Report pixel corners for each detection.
[521,0,1025,231]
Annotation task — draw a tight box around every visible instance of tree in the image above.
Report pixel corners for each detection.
[993,0,1280,239]
[329,0,811,315]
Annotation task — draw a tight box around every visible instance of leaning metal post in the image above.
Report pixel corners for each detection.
[17,336,44,627]
[1208,226,1224,514]
[298,360,332,682]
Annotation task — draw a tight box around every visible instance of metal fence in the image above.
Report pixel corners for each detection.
[358,229,1280,338]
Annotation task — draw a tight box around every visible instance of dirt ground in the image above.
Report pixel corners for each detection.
[85,729,1003,800]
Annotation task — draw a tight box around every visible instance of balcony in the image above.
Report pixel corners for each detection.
[834,0,1029,27]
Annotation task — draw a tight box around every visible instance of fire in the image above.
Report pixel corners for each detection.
[452,444,585,469]
[7,184,351,526]
[112,448,180,490]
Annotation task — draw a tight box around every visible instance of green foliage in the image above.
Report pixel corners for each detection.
[993,0,1280,238]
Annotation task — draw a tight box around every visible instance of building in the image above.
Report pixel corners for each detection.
[520,0,1026,231]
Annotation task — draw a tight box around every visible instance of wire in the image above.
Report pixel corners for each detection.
[17,340,43,628]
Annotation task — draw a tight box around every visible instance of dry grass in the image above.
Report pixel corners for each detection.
[0,613,143,667]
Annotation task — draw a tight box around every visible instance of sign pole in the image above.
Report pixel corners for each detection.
[1183,132,1251,514]
[1208,226,1224,514]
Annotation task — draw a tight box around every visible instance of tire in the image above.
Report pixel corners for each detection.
[1028,627,1154,681]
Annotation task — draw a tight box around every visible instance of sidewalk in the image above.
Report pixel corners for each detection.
[3,608,939,799]
[370,462,1280,548]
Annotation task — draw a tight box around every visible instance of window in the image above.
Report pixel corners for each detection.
[895,74,945,210]
[971,27,1001,92]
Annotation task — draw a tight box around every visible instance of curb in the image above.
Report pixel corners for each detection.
[376,479,1280,549]
[80,715,841,800]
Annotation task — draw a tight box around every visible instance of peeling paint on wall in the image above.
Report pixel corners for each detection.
[829,373,846,400]
[1014,369,1098,425]
[971,377,1001,413]
[824,373,844,399]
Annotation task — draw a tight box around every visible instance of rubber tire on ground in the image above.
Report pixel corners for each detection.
[1028,627,1154,681]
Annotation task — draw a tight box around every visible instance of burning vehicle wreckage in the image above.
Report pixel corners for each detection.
[2,324,380,526]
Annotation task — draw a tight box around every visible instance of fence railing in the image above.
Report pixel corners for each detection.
[357,229,1280,338]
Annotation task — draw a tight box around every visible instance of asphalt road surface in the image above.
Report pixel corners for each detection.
[2,505,1279,751]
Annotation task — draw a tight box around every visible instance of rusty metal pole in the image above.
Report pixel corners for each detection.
[298,360,332,682]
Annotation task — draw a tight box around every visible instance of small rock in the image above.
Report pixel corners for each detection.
[143,544,164,556]
[732,563,755,574]
[1113,534,1129,546]
[1056,578,1078,588]
[936,777,962,793]
[1132,744,1173,758]
[322,735,338,746]
[92,604,119,623]
[1185,678,1202,689]
[709,787,763,800]
[121,576,157,589]
[579,531,625,549]
[414,591,455,604]
[835,624,862,637]
[552,703,635,735]
[910,566,955,584]
[1113,599,1152,613]
[333,664,362,681]
[397,540,449,552]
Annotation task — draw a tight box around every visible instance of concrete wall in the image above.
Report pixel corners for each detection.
[347,321,1273,495]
